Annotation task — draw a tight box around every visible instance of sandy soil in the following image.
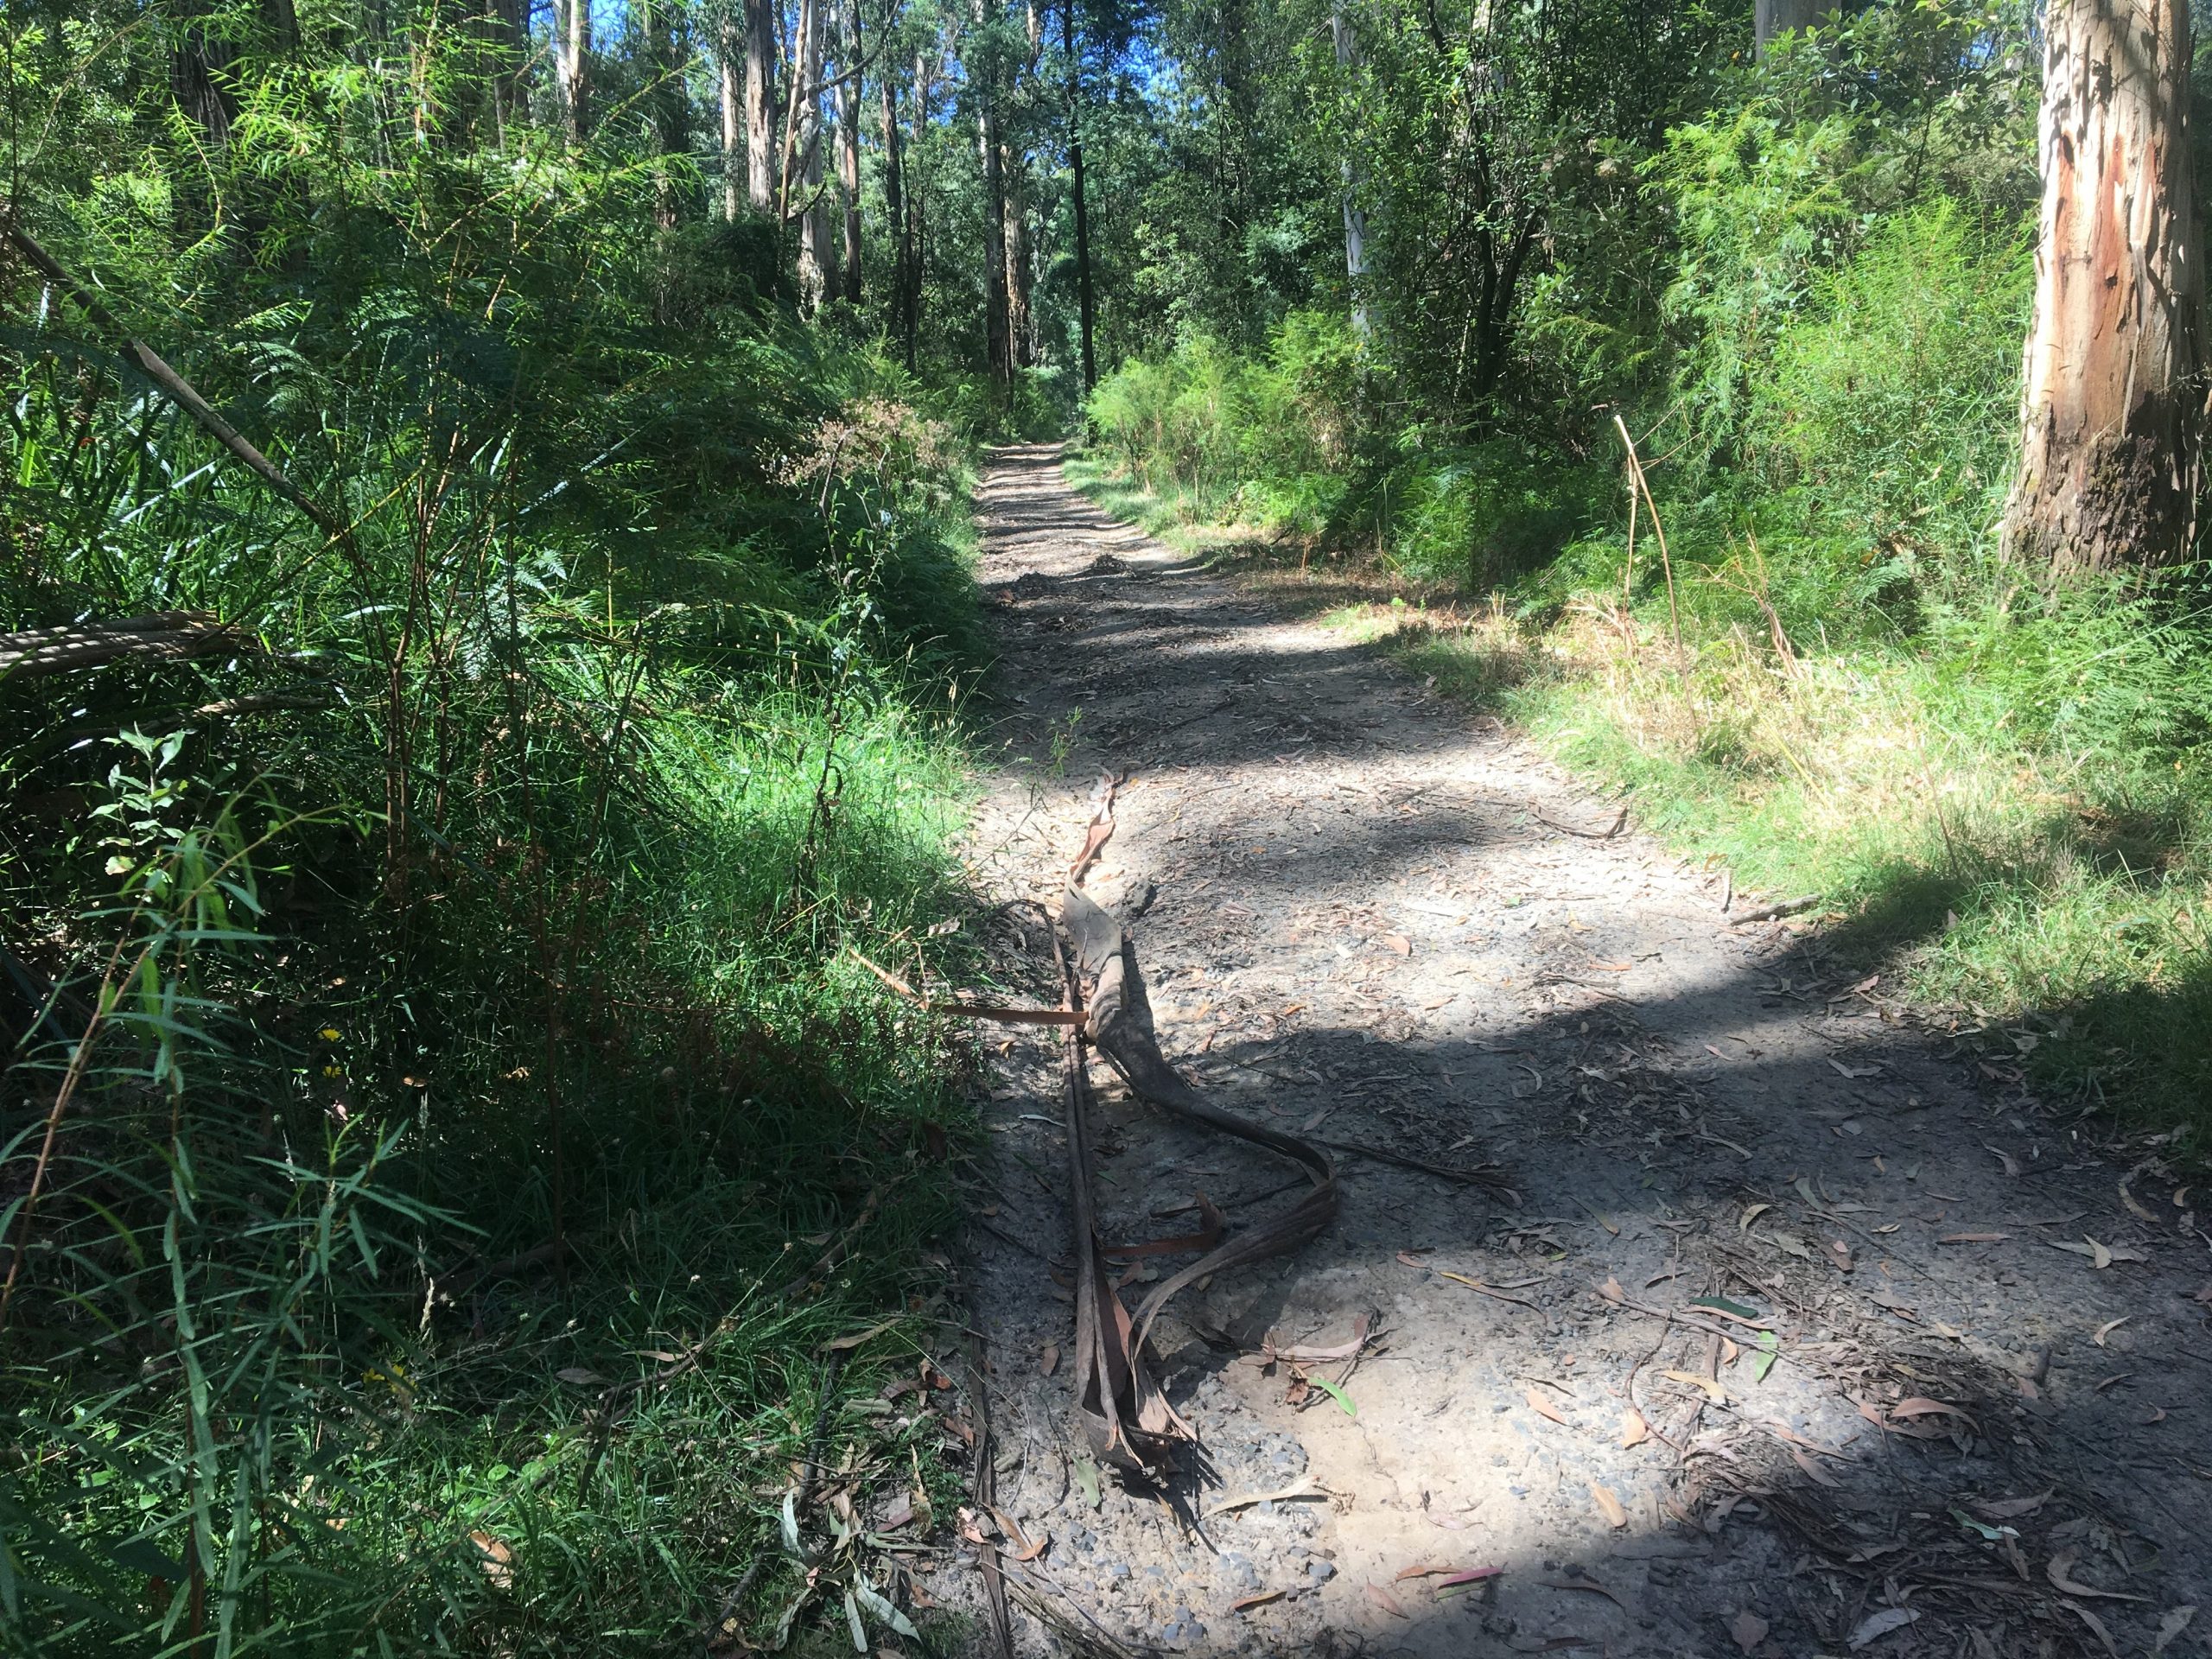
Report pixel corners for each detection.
[929,445,2212,1659]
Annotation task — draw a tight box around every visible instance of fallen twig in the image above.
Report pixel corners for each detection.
[1728,895,1820,925]
[1312,1135,1517,1198]
[849,947,1084,1025]
[1535,806,1628,841]
[1201,1477,1329,1519]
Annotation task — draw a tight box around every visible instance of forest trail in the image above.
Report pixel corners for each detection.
[942,446,2211,1659]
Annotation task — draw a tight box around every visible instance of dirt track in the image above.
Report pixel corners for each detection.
[933,445,2212,1659]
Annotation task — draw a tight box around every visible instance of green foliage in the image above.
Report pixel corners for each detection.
[1,6,992,1654]
[1084,315,1363,523]
[1755,198,2030,540]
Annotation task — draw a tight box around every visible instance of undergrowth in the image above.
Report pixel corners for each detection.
[1,22,995,1657]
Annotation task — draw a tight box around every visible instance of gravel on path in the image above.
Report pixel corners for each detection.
[930,444,2212,1659]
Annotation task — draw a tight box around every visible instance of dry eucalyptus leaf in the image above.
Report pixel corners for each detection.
[1730,1609,1769,1652]
[1620,1408,1651,1447]
[1589,1481,1628,1529]
[2061,1599,2121,1658]
[1787,1446,1839,1489]
[1974,1490,2051,1519]
[1888,1396,1977,1431]
[2047,1550,2152,1602]
[1525,1386,1569,1427]
[1847,1606,1918,1649]
[1365,1581,1409,1618]
[2051,1236,2115,1268]
[2154,1606,2197,1654]
[1662,1369,1726,1405]
[467,1531,515,1591]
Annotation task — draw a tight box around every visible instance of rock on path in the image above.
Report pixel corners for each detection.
[933,444,2212,1659]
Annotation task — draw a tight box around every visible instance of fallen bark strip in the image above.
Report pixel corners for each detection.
[0,612,237,681]
[1055,925,1178,1475]
[1059,885,1339,1472]
[964,1347,1017,1659]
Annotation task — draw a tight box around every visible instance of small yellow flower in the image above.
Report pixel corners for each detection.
[319,1027,342,1041]
[322,1065,344,1078]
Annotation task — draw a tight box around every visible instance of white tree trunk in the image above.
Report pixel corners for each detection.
[836,0,864,302]
[795,0,834,310]
[745,0,777,214]
[558,0,590,142]
[2008,0,2205,571]
[720,16,744,222]
[1329,0,1369,340]
[1753,0,1824,58]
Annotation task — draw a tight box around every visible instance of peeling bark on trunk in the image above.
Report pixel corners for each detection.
[745,0,779,214]
[794,0,835,310]
[2007,0,2205,573]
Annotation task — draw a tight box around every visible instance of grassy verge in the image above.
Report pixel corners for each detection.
[3,492,994,1657]
[1065,453,2212,1151]
[3,256,993,1659]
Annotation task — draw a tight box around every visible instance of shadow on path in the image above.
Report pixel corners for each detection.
[943,446,2210,1659]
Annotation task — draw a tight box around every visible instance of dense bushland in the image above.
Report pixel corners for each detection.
[1079,2,2212,1138]
[0,15,993,1655]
